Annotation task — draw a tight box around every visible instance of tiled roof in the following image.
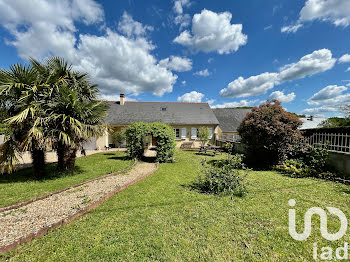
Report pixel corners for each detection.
[106,101,219,125]
[212,108,251,132]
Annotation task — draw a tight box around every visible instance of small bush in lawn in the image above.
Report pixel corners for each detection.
[197,157,248,197]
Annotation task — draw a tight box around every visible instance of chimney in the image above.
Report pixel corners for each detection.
[120,94,125,105]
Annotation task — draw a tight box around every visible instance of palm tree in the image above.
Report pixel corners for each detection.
[0,64,48,177]
[0,57,108,176]
[30,57,108,172]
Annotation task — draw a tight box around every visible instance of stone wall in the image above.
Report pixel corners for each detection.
[328,152,350,179]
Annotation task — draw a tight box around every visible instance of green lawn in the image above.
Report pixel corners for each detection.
[0,151,133,208]
[1,150,350,261]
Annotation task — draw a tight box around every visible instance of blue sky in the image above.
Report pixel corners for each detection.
[0,0,350,116]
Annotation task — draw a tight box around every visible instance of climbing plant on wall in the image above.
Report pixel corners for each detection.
[125,122,150,160]
[150,122,176,163]
[125,122,175,163]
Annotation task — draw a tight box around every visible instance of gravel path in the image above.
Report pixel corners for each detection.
[0,162,157,250]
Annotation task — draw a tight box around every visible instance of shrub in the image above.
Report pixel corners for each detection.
[113,130,126,148]
[125,122,175,162]
[125,122,150,160]
[274,159,306,178]
[150,122,176,163]
[198,127,210,147]
[238,100,303,167]
[274,145,334,179]
[196,156,248,197]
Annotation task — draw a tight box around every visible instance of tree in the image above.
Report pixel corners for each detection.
[198,126,210,147]
[319,117,350,128]
[0,64,48,177]
[30,57,108,172]
[0,57,108,176]
[238,100,303,167]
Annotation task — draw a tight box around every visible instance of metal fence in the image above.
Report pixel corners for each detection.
[303,132,350,153]
[217,134,241,143]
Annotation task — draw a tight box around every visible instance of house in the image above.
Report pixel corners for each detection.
[90,94,220,149]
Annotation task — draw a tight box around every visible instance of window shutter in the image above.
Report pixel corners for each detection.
[181,127,186,139]
[209,128,213,138]
[191,128,197,139]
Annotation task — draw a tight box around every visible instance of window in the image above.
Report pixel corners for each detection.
[174,128,180,139]
[161,107,167,111]
[191,128,198,139]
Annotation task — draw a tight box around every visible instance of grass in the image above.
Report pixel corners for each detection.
[1,150,350,261]
[0,151,133,208]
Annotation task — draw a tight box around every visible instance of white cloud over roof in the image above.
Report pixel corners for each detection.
[174,9,247,54]
[220,49,336,98]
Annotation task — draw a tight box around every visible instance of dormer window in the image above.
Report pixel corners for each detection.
[161,107,167,111]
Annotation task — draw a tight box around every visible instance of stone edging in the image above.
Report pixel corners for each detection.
[0,161,137,214]
[0,161,156,253]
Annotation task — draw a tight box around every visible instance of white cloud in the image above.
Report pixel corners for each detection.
[264,25,273,30]
[173,0,191,29]
[278,49,336,82]
[181,80,186,86]
[347,67,350,72]
[220,73,278,98]
[75,29,177,96]
[281,23,303,33]
[212,99,258,108]
[159,56,192,72]
[174,9,247,54]
[177,91,205,102]
[206,99,215,105]
[0,2,178,97]
[302,106,339,115]
[0,0,104,60]
[194,69,211,77]
[339,54,350,63]
[220,49,336,98]
[99,94,137,101]
[282,0,350,33]
[269,91,296,103]
[307,85,350,105]
[300,0,350,27]
[208,58,214,63]
[118,12,153,37]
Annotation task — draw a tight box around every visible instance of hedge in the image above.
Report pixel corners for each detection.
[125,122,175,163]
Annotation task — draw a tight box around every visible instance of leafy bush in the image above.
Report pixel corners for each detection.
[113,130,126,148]
[150,122,176,163]
[274,145,334,179]
[238,100,303,167]
[274,159,306,178]
[125,122,175,162]
[196,156,248,197]
[125,122,150,160]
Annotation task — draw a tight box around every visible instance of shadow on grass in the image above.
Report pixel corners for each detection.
[0,164,83,184]
[107,155,130,161]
